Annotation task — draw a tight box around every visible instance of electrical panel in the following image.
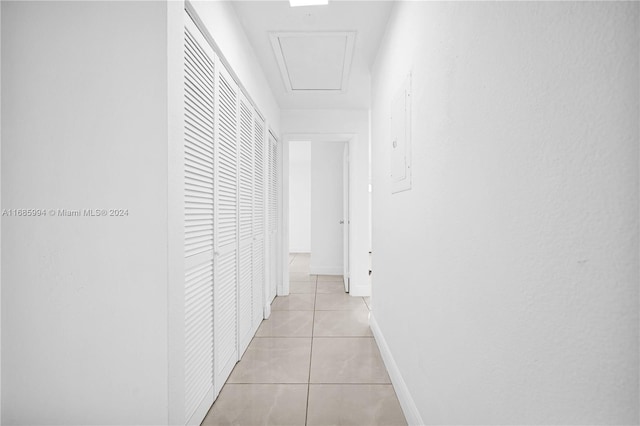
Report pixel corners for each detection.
[390,74,412,194]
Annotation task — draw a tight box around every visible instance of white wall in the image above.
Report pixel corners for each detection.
[288,142,311,253]
[371,2,639,425]
[281,109,370,295]
[310,142,345,275]
[189,1,280,135]
[1,2,170,424]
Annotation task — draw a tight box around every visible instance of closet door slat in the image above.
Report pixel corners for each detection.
[183,17,215,425]
[237,93,255,355]
[213,60,239,393]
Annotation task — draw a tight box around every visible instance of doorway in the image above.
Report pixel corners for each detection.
[284,136,353,295]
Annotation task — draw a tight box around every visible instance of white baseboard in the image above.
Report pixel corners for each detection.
[309,266,342,275]
[289,248,310,254]
[370,313,425,426]
[348,284,371,297]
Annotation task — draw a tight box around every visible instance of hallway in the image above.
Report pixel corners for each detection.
[201,254,406,426]
[1,1,638,425]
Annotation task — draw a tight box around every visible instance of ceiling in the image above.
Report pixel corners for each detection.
[231,0,394,110]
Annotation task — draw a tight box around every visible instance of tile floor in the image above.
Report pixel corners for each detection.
[201,253,406,426]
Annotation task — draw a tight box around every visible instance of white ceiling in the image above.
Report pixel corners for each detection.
[231,0,394,110]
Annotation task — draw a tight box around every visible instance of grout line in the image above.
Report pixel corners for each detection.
[297,308,365,311]
[309,382,393,385]
[269,308,364,311]
[254,336,371,338]
[242,336,312,340]
[304,273,318,426]
[310,336,375,339]
[224,382,309,385]
[225,382,393,385]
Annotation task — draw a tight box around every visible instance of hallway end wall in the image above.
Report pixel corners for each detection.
[371,2,639,425]
[289,141,311,253]
[281,109,371,296]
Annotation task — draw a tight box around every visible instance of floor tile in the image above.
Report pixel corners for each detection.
[289,256,311,272]
[289,271,316,283]
[256,311,313,337]
[271,294,315,311]
[289,264,311,274]
[228,337,311,383]
[290,252,310,259]
[289,281,317,294]
[315,293,368,311]
[317,274,343,282]
[316,281,346,294]
[307,384,407,426]
[310,337,390,384]
[313,309,372,337]
[202,384,308,426]
[207,254,401,425]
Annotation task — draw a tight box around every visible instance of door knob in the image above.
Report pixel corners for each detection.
[339,220,344,224]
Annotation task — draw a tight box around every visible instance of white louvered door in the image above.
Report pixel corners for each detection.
[180,7,276,423]
[237,92,254,356]
[267,132,279,303]
[213,58,239,394]
[183,14,215,425]
[252,116,266,329]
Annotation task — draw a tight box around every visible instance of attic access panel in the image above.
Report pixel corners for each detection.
[269,31,356,93]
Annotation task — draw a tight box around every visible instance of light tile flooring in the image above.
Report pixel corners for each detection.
[202,253,406,426]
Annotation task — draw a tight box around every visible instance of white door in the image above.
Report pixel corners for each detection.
[237,92,254,357]
[183,14,215,425]
[267,132,279,305]
[213,58,239,394]
[342,143,349,292]
[252,116,266,328]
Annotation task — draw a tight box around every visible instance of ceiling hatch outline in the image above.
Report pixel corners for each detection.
[269,31,357,94]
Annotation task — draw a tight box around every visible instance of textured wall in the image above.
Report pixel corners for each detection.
[2,2,169,424]
[289,141,312,253]
[371,2,639,424]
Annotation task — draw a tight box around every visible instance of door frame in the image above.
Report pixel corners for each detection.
[282,133,356,296]
[342,143,350,292]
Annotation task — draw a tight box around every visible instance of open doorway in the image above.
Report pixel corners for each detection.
[288,139,349,291]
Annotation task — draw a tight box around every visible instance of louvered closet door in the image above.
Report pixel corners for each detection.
[237,92,254,356]
[214,59,239,393]
[183,14,215,425]
[252,115,266,330]
[267,132,279,303]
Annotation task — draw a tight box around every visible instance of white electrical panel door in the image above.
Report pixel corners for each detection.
[183,15,215,425]
[213,59,239,394]
[390,74,412,193]
[252,116,266,329]
[267,133,279,303]
[237,92,254,357]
